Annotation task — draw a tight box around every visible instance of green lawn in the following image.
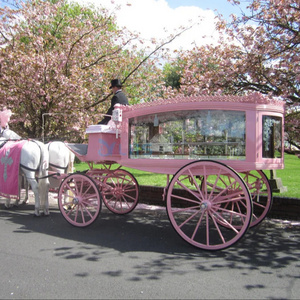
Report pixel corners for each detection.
[273,153,299,198]
[74,153,299,199]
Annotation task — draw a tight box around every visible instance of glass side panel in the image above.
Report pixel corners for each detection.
[262,115,282,158]
[129,110,246,160]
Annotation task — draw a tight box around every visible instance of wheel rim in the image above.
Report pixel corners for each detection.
[166,160,252,251]
[240,170,272,227]
[102,169,139,214]
[58,173,101,227]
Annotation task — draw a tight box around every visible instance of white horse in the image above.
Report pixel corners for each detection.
[0,138,50,216]
[20,141,75,203]
[0,121,74,205]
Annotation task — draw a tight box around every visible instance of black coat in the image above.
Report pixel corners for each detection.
[98,90,128,124]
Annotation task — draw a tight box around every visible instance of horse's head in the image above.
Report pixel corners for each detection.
[0,109,22,140]
[1,128,22,140]
[0,108,12,128]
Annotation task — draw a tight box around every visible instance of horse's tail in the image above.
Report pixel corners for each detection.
[38,141,49,178]
[67,148,75,174]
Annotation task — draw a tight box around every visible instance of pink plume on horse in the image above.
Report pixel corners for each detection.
[0,108,12,128]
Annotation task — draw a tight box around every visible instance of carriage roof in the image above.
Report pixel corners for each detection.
[122,92,285,113]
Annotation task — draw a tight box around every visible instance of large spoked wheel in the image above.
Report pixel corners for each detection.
[166,160,252,251]
[240,170,272,227]
[102,169,139,214]
[58,173,102,227]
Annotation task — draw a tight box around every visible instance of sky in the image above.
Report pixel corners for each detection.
[77,0,250,51]
[0,0,250,50]
[167,0,247,19]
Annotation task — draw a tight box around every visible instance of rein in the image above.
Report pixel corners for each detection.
[49,162,68,172]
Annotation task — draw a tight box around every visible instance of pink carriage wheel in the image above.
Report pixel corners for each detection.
[102,169,139,214]
[166,160,252,251]
[58,173,102,227]
[240,170,272,227]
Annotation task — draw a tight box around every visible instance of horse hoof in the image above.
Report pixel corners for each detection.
[34,210,41,217]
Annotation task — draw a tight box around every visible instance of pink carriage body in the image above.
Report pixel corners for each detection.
[81,93,285,174]
[61,93,285,250]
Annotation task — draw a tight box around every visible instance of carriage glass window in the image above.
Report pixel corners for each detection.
[262,115,282,158]
[129,110,246,160]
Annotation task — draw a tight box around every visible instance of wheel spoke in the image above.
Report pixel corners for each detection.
[178,209,201,229]
[210,213,226,244]
[191,210,205,240]
[170,192,202,206]
[211,211,239,234]
[174,179,203,202]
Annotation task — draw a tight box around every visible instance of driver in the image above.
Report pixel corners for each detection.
[98,79,129,125]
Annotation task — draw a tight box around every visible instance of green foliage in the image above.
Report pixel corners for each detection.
[163,62,182,90]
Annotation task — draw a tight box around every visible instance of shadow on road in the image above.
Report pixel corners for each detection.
[1,203,300,297]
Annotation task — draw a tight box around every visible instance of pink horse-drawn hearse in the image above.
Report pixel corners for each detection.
[55,92,285,251]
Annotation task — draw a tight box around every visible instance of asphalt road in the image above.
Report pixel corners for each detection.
[0,202,299,299]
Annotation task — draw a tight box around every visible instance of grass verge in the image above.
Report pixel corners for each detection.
[74,153,299,199]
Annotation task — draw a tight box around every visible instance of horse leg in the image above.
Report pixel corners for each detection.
[40,144,50,215]
[18,173,29,204]
[38,177,49,216]
[26,176,41,216]
[5,198,11,208]
[24,177,29,204]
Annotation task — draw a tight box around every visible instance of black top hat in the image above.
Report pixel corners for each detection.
[109,79,123,89]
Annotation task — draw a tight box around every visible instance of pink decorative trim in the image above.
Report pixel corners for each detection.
[123,92,285,112]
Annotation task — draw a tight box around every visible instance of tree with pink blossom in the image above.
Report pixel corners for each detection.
[0,0,167,141]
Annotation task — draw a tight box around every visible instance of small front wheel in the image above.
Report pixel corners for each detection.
[58,173,102,227]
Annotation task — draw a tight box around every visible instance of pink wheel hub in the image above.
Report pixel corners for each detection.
[200,200,212,211]
[73,196,82,205]
[113,187,124,198]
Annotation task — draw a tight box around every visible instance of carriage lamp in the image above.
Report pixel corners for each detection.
[112,107,123,123]
[112,107,123,138]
